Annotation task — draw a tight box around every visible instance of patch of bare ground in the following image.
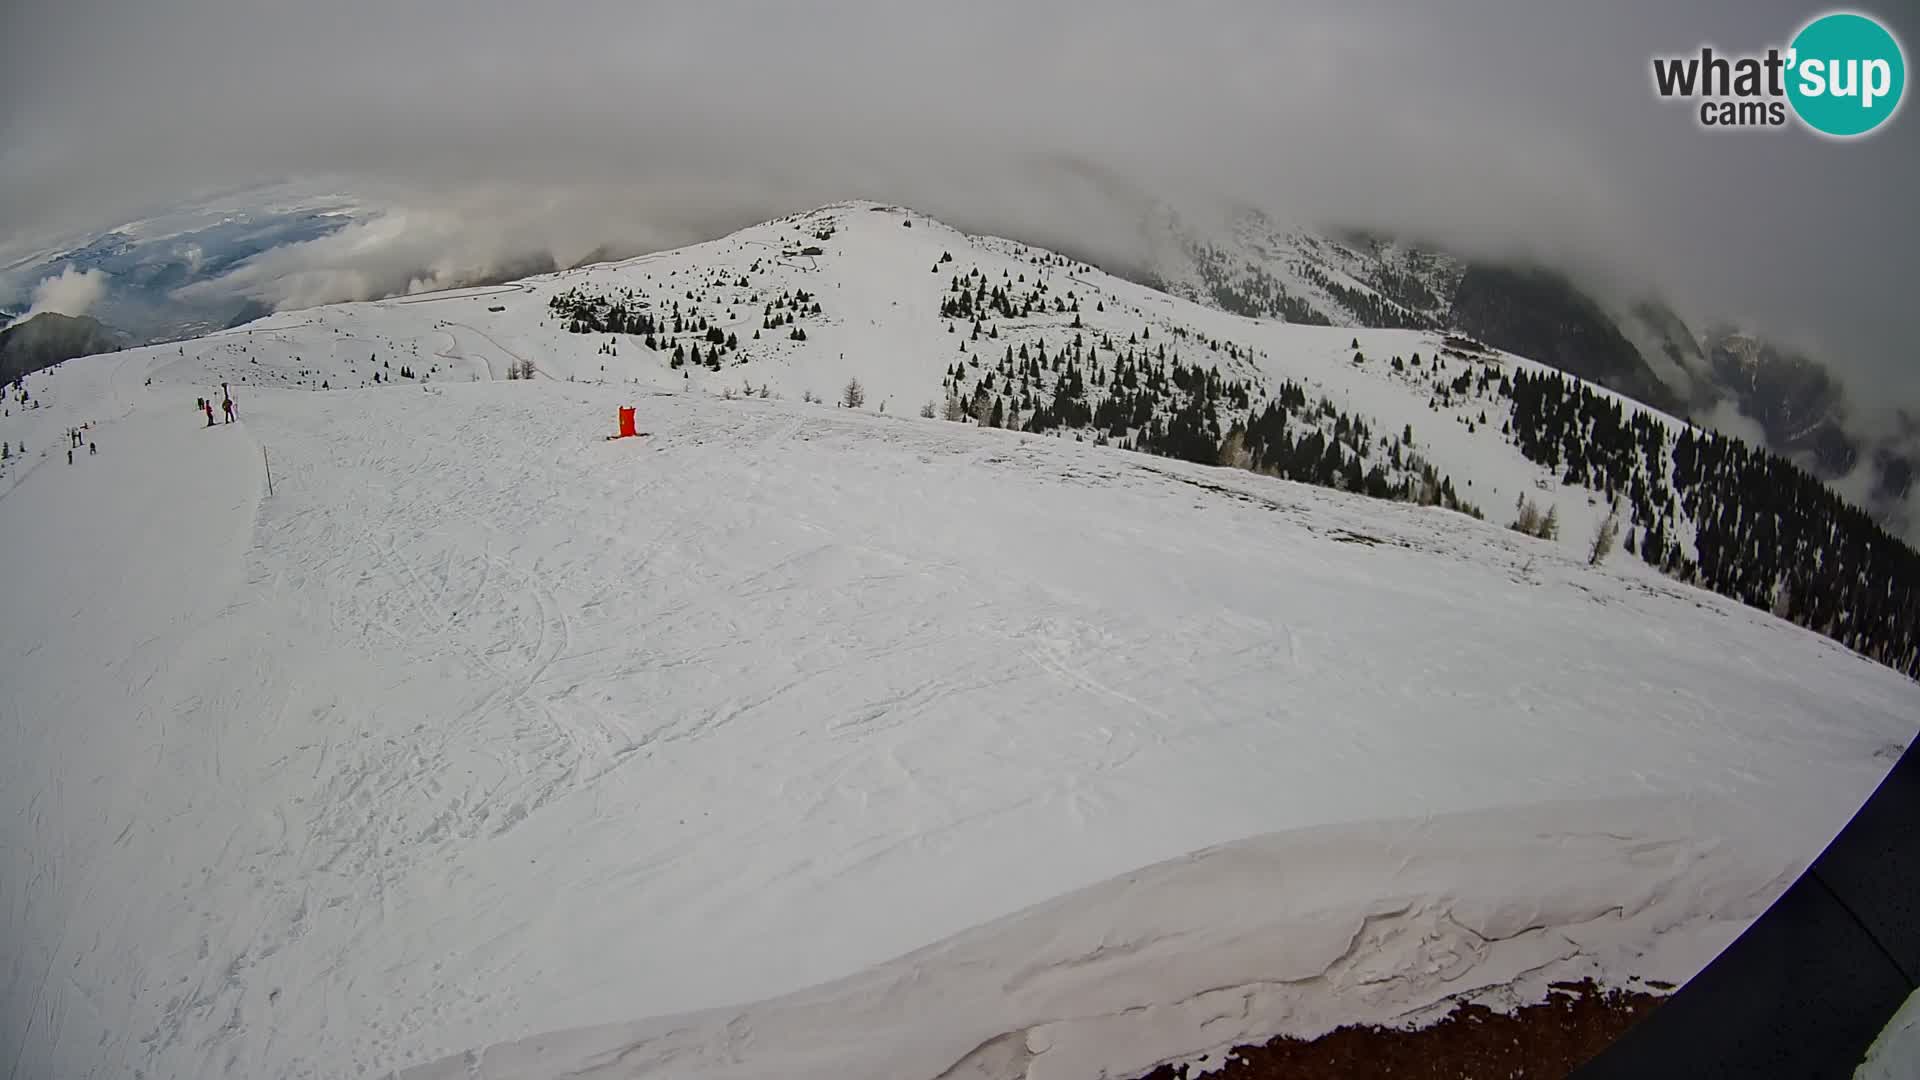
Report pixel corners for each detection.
[1133,980,1663,1080]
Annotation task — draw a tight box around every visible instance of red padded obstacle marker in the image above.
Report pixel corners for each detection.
[617,407,637,438]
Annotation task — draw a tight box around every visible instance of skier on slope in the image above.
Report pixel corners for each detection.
[204,401,216,428]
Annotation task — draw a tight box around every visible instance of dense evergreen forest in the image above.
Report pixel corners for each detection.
[1505,368,1919,677]
[931,266,1484,520]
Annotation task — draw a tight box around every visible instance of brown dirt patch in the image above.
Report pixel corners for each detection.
[1132,979,1663,1080]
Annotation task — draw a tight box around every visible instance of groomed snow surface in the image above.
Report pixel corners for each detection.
[4,206,1918,1080]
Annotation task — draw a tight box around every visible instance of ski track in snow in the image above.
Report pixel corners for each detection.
[2,201,1917,1079]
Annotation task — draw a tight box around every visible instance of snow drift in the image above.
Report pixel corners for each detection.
[396,796,1793,1080]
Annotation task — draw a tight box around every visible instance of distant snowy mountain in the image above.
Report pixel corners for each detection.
[1701,330,1857,473]
[0,311,131,384]
[1140,205,1706,416]
[1135,204,1913,532]
[4,200,1915,1079]
[0,184,370,345]
[1138,204,1454,330]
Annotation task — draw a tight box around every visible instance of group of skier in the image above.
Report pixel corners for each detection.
[64,424,96,464]
[30,382,244,468]
[59,420,96,463]
[198,383,238,428]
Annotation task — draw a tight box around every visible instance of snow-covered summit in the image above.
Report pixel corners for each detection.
[74,198,1679,559]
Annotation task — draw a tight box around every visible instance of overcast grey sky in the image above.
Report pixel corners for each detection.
[2,1,1916,408]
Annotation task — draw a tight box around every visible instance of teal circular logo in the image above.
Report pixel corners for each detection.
[1787,12,1906,137]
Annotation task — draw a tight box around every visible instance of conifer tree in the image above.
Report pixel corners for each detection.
[1589,498,1623,565]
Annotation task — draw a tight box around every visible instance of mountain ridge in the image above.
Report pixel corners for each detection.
[6,190,1902,538]
[0,311,130,385]
[18,198,1905,677]
[1133,204,1910,533]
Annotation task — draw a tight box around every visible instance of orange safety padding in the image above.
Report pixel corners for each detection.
[618,407,637,438]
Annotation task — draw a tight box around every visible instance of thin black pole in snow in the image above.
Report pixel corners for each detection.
[263,446,274,497]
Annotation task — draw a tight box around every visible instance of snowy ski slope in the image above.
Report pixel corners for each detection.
[20,199,1700,558]
[3,204,1916,1080]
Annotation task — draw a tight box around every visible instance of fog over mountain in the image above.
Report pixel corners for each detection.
[3,1,1916,456]
[6,10,1920,1073]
